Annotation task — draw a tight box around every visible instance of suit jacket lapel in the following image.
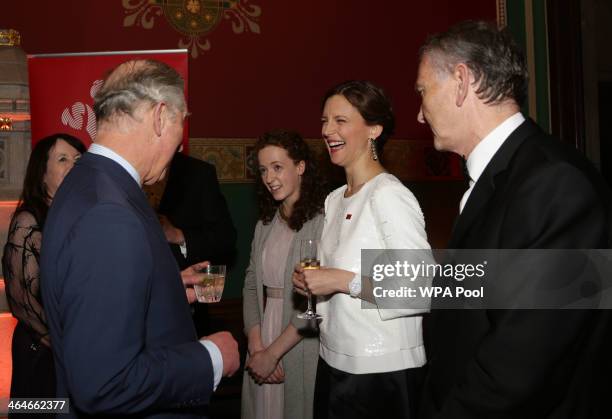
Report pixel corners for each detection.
[448,119,541,248]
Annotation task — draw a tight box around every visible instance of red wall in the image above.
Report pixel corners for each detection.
[2,0,496,140]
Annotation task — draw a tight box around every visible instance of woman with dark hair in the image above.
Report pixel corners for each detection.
[293,81,432,418]
[242,129,326,419]
[2,133,86,403]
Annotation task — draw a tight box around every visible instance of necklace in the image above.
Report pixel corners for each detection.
[344,182,366,198]
[344,171,386,198]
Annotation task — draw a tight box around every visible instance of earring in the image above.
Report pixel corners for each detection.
[369,138,378,161]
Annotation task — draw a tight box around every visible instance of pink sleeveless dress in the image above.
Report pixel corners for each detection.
[252,214,295,418]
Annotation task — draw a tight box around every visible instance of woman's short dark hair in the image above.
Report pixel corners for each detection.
[252,129,327,231]
[16,133,86,226]
[419,20,528,106]
[322,80,395,155]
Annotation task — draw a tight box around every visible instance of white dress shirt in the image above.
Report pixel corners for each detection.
[459,112,525,213]
[88,143,223,389]
[89,143,141,185]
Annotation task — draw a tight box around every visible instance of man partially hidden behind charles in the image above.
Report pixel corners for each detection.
[415,21,612,419]
[40,59,239,417]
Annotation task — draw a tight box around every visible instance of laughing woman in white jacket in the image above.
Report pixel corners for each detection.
[293,81,431,419]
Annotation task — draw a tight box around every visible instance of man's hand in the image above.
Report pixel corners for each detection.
[203,331,240,377]
[181,261,209,303]
[40,335,51,348]
[158,214,185,245]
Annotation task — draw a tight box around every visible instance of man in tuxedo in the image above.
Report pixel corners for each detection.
[416,21,611,418]
[158,152,236,272]
[40,59,239,417]
[155,151,237,337]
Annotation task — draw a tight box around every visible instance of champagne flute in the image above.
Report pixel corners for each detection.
[297,239,322,320]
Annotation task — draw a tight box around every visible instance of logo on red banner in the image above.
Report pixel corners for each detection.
[60,79,103,141]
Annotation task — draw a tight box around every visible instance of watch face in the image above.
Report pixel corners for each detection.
[349,277,361,297]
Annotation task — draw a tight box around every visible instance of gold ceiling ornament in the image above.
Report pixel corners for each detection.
[122,0,261,58]
[0,29,21,46]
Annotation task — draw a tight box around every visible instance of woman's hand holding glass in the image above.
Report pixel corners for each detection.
[292,265,354,297]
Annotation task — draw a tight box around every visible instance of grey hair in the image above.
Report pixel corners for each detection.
[93,59,186,124]
[419,20,528,106]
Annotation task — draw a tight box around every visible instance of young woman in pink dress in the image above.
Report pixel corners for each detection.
[242,129,328,419]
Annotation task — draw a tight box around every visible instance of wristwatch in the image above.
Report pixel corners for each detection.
[348,275,361,298]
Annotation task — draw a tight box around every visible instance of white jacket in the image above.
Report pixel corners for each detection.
[317,173,431,374]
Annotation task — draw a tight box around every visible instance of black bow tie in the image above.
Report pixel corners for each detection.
[461,157,471,182]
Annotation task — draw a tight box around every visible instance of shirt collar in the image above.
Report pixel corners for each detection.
[466,112,525,184]
[88,143,141,185]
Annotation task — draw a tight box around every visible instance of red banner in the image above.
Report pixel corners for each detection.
[27,50,189,149]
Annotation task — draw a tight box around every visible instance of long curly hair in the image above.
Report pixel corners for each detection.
[252,129,327,231]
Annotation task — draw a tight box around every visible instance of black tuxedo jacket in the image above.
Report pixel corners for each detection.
[159,152,236,270]
[421,119,612,419]
[159,153,236,337]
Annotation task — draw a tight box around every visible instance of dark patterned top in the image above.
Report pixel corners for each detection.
[2,210,50,346]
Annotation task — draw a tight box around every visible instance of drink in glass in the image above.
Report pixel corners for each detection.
[194,265,226,303]
[297,239,321,319]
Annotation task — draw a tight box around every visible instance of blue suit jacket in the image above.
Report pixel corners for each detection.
[41,153,214,418]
